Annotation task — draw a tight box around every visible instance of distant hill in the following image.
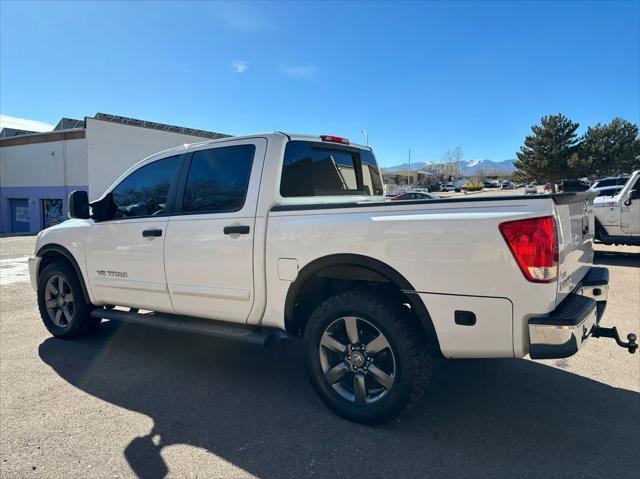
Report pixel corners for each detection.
[461,159,515,175]
[383,162,429,172]
[382,159,515,175]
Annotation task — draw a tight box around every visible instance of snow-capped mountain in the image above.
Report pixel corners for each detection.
[461,159,515,175]
[382,159,515,175]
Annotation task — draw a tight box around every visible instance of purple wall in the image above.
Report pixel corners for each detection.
[0,185,87,234]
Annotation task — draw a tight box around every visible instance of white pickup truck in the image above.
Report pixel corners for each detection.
[29,133,637,424]
[593,169,640,246]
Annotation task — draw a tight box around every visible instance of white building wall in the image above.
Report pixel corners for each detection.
[86,118,215,199]
[0,134,88,233]
[0,136,87,188]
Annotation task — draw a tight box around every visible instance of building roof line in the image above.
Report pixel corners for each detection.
[90,113,230,140]
[0,129,86,147]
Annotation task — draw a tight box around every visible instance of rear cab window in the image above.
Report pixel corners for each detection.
[280,140,383,198]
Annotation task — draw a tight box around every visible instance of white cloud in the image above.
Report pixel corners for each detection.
[0,114,54,132]
[231,60,248,73]
[283,65,317,79]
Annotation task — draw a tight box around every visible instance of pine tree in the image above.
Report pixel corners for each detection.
[581,118,640,176]
[514,114,581,189]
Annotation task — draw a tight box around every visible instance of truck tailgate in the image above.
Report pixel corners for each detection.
[554,192,598,305]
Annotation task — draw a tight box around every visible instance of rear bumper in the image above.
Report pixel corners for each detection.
[528,267,608,359]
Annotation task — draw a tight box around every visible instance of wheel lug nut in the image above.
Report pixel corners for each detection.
[347,355,351,360]
[363,367,368,371]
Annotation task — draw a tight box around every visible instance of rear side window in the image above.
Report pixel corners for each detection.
[181,144,255,213]
[361,149,384,196]
[112,155,181,218]
[280,141,383,197]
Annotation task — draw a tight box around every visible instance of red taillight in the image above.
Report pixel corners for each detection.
[320,135,350,145]
[499,216,559,283]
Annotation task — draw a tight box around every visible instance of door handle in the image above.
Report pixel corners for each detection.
[223,225,250,235]
[142,229,163,237]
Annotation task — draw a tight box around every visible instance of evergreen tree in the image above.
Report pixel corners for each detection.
[581,118,640,175]
[514,114,581,189]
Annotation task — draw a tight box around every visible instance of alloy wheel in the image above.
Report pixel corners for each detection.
[319,316,396,404]
[44,275,75,327]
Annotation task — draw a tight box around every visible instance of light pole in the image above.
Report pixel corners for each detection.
[408,148,411,187]
[360,130,368,147]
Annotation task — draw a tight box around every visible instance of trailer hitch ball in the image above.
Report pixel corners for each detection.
[592,326,638,354]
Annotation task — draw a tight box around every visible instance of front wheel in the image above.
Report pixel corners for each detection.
[304,288,432,424]
[37,260,100,339]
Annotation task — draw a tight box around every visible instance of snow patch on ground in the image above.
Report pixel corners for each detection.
[0,256,30,286]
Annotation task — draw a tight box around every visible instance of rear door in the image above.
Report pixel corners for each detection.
[164,138,266,323]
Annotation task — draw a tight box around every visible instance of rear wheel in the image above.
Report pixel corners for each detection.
[37,261,100,338]
[304,288,432,424]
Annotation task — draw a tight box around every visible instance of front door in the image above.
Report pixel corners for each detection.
[10,198,30,233]
[164,139,266,323]
[621,176,640,235]
[85,154,182,312]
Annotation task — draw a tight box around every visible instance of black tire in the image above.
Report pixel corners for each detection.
[304,288,432,424]
[594,222,605,243]
[37,260,100,339]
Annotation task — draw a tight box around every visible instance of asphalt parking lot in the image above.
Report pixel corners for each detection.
[1,234,638,478]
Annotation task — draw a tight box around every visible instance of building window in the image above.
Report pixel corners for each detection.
[42,199,64,228]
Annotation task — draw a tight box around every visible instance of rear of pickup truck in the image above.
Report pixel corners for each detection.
[523,192,610,359]
[262,134,638,424]
[266,187,629,360]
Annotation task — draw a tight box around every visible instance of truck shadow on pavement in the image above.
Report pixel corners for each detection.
[39,321,639,479]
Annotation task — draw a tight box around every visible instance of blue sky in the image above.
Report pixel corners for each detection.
[1,1,638,167]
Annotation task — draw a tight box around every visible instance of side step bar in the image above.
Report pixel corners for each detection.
[91,308,289,346]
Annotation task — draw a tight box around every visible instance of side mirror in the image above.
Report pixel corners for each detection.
[89,192,117,222]
[623,190,635,206]
[68,190,90,219]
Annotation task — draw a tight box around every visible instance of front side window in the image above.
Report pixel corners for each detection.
[280,141,383,197]
[112,155,181,218]
[182,144,255,213]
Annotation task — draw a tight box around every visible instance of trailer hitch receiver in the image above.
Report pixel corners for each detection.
[591,326,638,354]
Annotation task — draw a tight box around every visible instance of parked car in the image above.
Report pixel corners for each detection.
[525,183,537,195]
[440,183,460,192]
[593,169,640,246]
[390,192,439,200]
[501,182,514,190]
[28,132,635,425]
